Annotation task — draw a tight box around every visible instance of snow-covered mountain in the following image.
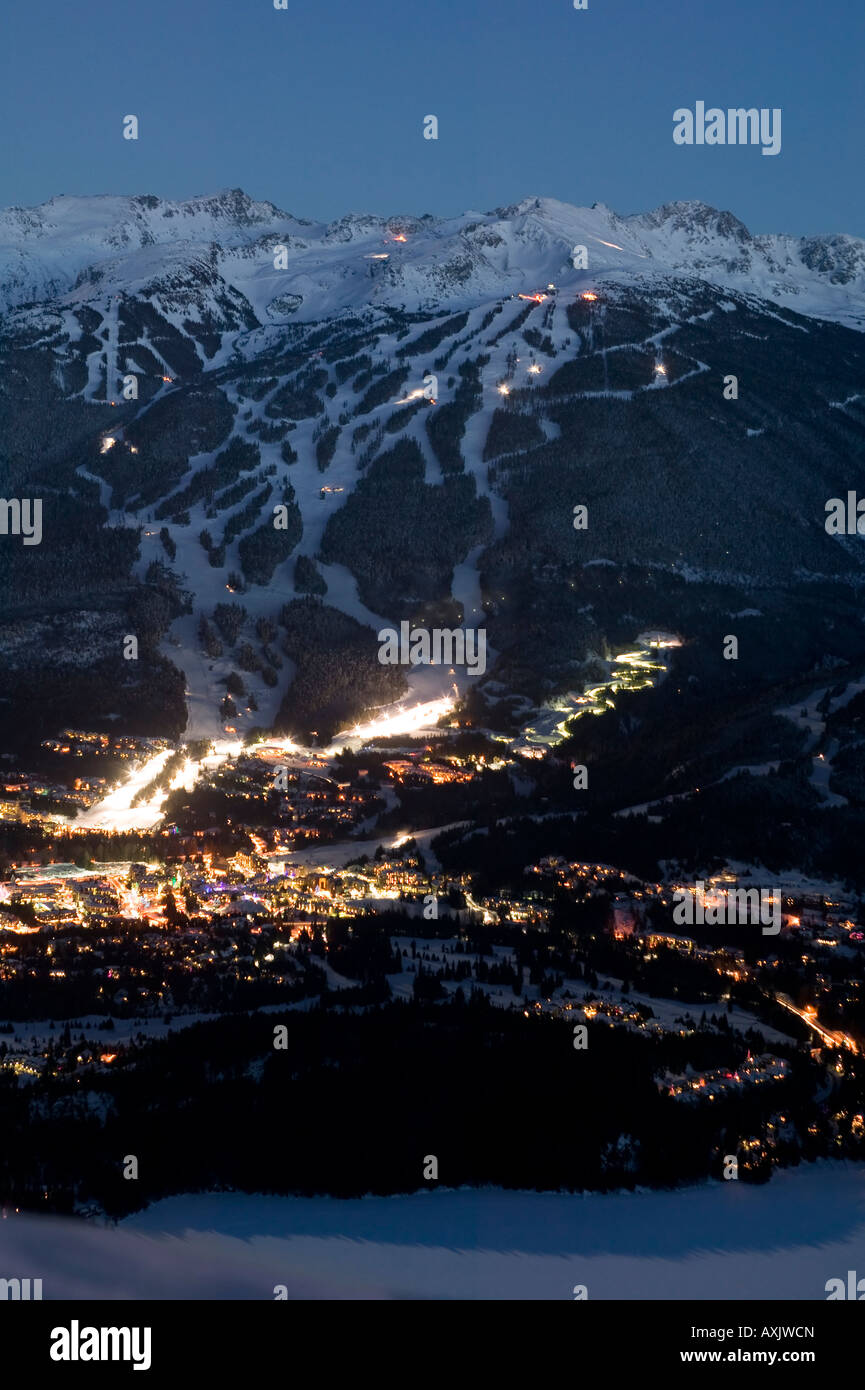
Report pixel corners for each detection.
[1,189,864,329]
[2,187,865,755]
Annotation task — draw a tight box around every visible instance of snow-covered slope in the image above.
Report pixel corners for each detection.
[3,187,865,751]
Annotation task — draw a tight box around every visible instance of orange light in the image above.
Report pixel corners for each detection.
[581,292,598,302]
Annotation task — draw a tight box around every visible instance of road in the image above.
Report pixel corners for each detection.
[775,993,858,1054]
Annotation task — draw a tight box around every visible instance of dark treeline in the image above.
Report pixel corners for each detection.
[319,436,492,616]
[425,354,486,474]
[274,597,406,742]
[0,991,840,1219]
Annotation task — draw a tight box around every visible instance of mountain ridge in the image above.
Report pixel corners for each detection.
[1,189,864,330]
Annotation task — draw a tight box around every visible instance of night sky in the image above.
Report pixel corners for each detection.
[2,0,861,235]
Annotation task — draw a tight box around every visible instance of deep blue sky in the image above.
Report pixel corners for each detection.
[2,0,861,236]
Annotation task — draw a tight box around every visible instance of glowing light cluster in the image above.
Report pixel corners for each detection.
[331,695,457,747]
